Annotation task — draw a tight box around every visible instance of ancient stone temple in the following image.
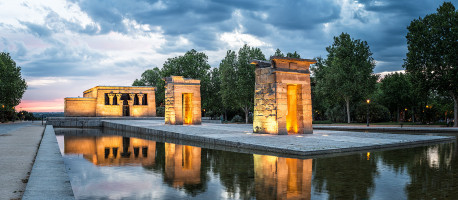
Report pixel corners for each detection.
[64,86,156,117]
[251,57,316,134]
[164,76,202,125]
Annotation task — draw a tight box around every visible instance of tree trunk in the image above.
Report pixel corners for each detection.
[396,106,400,123]
[345,97,350,123]
[243,107,249,124]
[452,92,458,127]
[411,106,415,123]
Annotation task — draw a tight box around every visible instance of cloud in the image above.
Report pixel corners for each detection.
[3,0,458,111]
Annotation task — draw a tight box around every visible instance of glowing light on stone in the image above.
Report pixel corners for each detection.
[287,84,298,134]
[183,93,193,125]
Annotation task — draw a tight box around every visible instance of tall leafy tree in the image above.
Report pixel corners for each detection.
[315,33,378,123]
[286,51,301,58]
[236,44,265,123]
[0,52,27,121]
[220,45,265,123]
[133,67,165,107]
[404,2,458,126]
[379,72,413,122]
[206,67,222,118]
[134,49,212,110]
[219,50,238,119]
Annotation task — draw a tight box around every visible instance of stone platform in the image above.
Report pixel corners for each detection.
[314,125,458,133]
[102,120,455,157]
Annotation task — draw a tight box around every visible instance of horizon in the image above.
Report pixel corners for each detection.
[1,0,456,112]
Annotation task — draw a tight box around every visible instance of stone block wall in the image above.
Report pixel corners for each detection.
[64,98,97,117]
[253,57,315,134]
[164,76,202,125]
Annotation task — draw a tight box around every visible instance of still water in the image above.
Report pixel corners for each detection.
[55,128,457,200]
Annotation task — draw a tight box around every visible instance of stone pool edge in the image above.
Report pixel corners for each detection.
[23,125,75,200]
[102,121,455,157]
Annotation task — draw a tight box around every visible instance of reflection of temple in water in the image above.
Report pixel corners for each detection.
[254,154,312,200]
[64,136,156,166]
[164,143,201,188]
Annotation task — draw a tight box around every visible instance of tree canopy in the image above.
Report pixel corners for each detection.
[379,72,413,122]
[314,33,378,123]
[220,44,265,123]
[132,49,212,113]
[404,2,458,126]
[0,52,27,122]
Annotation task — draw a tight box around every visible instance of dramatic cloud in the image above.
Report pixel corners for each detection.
[0,0,456,111]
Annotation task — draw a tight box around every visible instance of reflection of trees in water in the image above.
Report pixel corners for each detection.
[380,141,457,199]
[204,149,256,199]
[313,153,378,199]
[403,143,456,199]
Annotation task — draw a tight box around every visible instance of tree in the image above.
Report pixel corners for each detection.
[315,33,378,123]
[286,51,301,58]
[206,67,222,118]
[379,72,413,122]
[162,49,212,110]
[236,44,266,123]
[219,50,238,120]
[0,52,27,122]
[133,49,214,114]
[272,48,284,57]
[132,67,165,107]
[404,2,458,127]
[220,45,265,123]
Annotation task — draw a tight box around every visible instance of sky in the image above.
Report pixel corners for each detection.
[1,0,456,112]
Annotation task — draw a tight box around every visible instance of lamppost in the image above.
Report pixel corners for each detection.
[366,99,370,127]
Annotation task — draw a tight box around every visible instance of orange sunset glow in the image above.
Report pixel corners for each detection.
[17,99,64,112]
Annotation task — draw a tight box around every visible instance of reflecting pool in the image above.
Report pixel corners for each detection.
[55,128,458,200]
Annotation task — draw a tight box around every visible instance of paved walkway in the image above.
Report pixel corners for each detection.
[0,122,44,199]
[103,120,455,157]
[23,125,74,200]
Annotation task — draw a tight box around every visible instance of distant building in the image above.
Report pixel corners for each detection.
[64,86,156,117]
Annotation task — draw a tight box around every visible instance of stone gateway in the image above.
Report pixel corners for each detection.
[164,76,202,125]
[251,57,316,135]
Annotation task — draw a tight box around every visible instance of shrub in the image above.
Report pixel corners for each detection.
[355,103,390,123]
[156,106,165,117]
[231,115,243,123]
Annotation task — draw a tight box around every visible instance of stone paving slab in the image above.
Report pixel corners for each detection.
[314,125,458,133]
[23,125,74,200]
[103,120,455,157]
[0,122,43,199]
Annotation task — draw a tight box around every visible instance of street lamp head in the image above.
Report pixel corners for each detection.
[366,99,370,104]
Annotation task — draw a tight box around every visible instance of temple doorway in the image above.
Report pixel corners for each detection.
[287,85,299,134]
[182,93,193,125]
[123,100,130,116]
